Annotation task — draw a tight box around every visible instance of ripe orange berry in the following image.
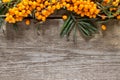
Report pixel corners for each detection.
[117,15,120,20]
[35,12,39,17]
[41,10,47,15]
[63,2,67,6]
[101,25,107,31]
[52,0,56,3]
[66,0,70,2]
[62,15,68,20]
[37,15,42,20]
[101,15,107,20]
[56,4,61,9]
[25,19,30,25]
[66,4,70,8]
[104,0,110,3]
[45,1,49,6]
[41,16,46,22]
[69,6,74,11]
[47,6,52,10]
[2,0,10,3]
[36,7,41,11]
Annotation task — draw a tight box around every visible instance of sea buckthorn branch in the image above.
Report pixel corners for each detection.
[97,0,120,19]
[60,12,98,42]
[1,0,120,21]
[4,0,100,23]
[0,0,120,41]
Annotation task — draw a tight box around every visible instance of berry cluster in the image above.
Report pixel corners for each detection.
[64,0,100,18]
[5,0,100,23]
[5,0,37,23]
[102,0,120,20]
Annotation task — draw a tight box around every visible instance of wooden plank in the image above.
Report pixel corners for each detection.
[0,19,120,80]
[0,47,120,80]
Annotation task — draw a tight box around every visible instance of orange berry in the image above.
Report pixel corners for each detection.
[104,0,110,3]
[28,1,33,5]
[2,0,10,3]
[117,15,120,20]
[66,0,70,2]
[41,16,46,22]
[56,4,61,9]
[45,1,49,5]
[66,4,70,8]
[25,19,30,25]
[47,6,52,10]
[69,7,74,11]
[62,15,68,20]
[41,10,47,15]
[51,0,56,3]
[36,7,41,11]
[37,15,42,20]
[63,2,67,6]
[101,15,107,20]
[101,25,107,31]
[40,4,44,8]
[35,12,39,17]
[26,10,31,14]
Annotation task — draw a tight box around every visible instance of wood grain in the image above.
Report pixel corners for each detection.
[0,19,120,80]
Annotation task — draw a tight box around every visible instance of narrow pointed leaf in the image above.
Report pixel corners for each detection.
[61,19,73,37]
[60,16,71,37]
[78,23,91,36]
[73,25,77,43]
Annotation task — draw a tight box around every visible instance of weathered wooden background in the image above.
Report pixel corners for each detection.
[0,19,120,80]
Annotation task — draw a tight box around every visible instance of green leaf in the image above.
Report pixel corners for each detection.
[61,19,73,38]
[80,21,98,36]
[77,23,89,37]
[73,25,77,43]
[78,23,90,36]
[79,21,97,32]
[60,15,71,37]
[60,13,98,42]
[66,22,75,37]
[81,23,96,35]
[63,19,73,34]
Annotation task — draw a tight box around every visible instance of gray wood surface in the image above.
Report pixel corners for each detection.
[0,19,120,80]
[0,47,120,80]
